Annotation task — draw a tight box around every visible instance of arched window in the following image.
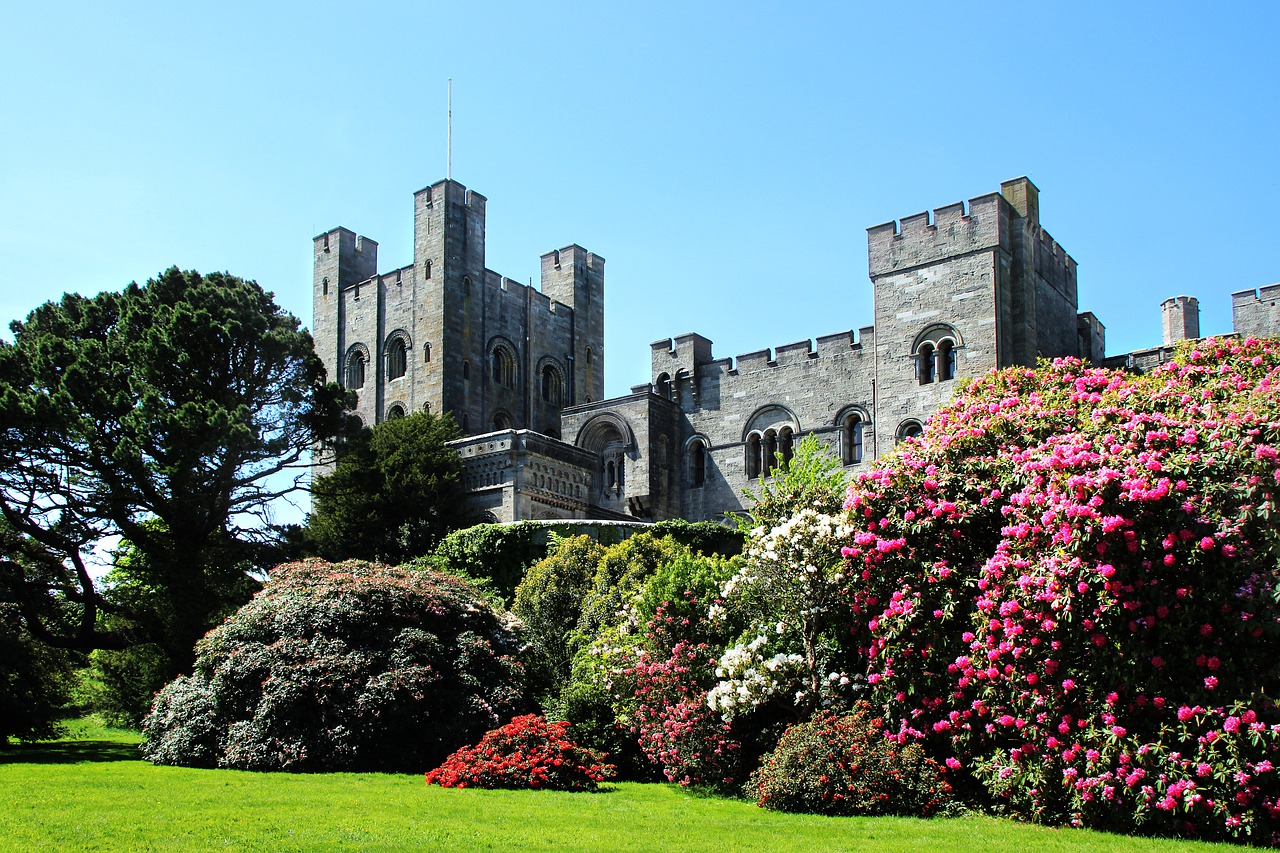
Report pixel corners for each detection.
[491,344,516,387]
[897,420,924,444]
[917,342,935,385]
[346,350,366,389]
[913,325,961,385]
[425,259,432,278]
[937,339,956,381]
[541,364,563,405]
[655,372,672,399]
[387,404,406,420]
[423,342,431,363]
[387,338,408,380]
[778,427,795,468]
[461,413,470,431]
[842,412,865,465]
[493,411,515,431]
[746,433,763,480]
[762,430,779,477]
[688,439,707,488]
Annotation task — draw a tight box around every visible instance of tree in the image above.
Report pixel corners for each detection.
[306,411,466,564]
[0,268,348,673]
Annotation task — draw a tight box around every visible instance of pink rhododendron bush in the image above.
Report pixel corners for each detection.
[425,714,615,790]
[839,337,1280,843]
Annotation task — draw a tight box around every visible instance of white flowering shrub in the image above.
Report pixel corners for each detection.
[711,508,860,721]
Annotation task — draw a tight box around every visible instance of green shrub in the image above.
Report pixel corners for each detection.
[576,533,689,643]
[648,520,745,558]
[512,536,605,684]
[430,522,549,603]
[141,559,527,772]
[752,704,953,817]
[85,643,174,729]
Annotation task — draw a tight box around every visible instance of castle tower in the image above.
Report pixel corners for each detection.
[541,245,605,405]
[312,227,378,422]
[412,180,487,431]
[1161,295,1200,345]
[867,177,1081,453]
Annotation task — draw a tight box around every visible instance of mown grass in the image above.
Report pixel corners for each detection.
[0,721,1234,852]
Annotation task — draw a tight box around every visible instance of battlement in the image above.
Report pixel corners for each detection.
[727,327,871,373]
[1232,283,1280,339]
[1233,283,1280,304]
[542,244,606,274]
[867,191,1008,277]
[413,179,487,215]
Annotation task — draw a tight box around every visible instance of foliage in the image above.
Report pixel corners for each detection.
[512,536,605,685]
[648,519,745,558]
[424,714,615,791]
[736,434,848,534]
[306,411,466,565]
[576,533,691,645]
[83,643,173,729]
[0,603,74,741]
[752,704,953,817]
[140,559,527,772]
[429,521,549,603]
[837,337,1280,843]
[0,268,345,671]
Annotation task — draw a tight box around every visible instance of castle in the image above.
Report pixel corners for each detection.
[313,177,1280,524]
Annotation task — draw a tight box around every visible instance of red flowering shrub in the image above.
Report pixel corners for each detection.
[837,337,1280,842]
[425,714,614,791]
[752,703,953,816]
[141,559,527,772]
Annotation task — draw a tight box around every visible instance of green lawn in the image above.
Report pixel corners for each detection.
[0,721,1233,852]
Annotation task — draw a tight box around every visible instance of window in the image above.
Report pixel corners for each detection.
[387,404,406,420]
[689,439,707,488]
[491,345,516,387]
[493,411,515,431]
[541,364,563,405]
[842,412,865,465]
[425,259,432,278]
[913,325,960,385]
[322,277,329,296]
[897,420,924,444]
[746,433,762,480]
[778,427,794,468]
[423,342,431,363]
[387,338,408,380]
[462,360,471,380]
[655,372,672,399]
[346,351,366,389]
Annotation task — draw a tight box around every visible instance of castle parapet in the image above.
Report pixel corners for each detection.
[868,192,1008,278]
[1232,284,1280,339]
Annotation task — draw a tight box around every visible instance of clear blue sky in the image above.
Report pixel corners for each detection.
[3,1,1277,395]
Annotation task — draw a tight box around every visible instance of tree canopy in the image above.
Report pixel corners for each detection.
[306,410,466,564]
[0,268,348,670]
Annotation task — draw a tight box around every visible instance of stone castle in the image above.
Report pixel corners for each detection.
[313,177,1280,524]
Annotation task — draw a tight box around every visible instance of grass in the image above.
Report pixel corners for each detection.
[0,721,1236,852]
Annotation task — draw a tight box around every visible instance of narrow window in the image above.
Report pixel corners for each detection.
[937,339,955,381]
[388,339,408,380]
[746,433,762,480]
[462,360,471,381]
[843,414,864,464]
[779,427,794,467]
[690,440,707,488]
[917,343,935,385]
[492,350,504,384]
[656,373,672,399]
[763,430,778,477]
[322,277,329,296]
[425,259,432,278]
[346,352,366,389]
[423,342,431,363]
[541,365,561,404]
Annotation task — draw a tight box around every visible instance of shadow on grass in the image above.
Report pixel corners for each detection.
[0,739,142,765]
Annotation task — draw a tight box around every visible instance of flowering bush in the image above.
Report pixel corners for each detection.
[141,559,527,772]
[709,508,859,722]
[836,338,1280,842]
[424,714,615,791]
[752,704,953,817]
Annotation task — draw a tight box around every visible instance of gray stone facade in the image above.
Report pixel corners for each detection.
[312,176,1280,525]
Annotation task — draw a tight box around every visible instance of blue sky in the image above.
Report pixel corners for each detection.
[3,1,1277,396]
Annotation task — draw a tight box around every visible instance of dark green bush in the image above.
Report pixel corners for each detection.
[430,522,549,602]
[648,520,745,558]
[751,704,953,817]
[85,643,174,728]
[512,536,604,684]
[140,559,527,772]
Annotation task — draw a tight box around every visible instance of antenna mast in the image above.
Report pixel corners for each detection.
[447,78,453,181]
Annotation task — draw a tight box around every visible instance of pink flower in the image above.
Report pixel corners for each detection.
[1205,676,1219,690]
[1224,716,1241,733]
